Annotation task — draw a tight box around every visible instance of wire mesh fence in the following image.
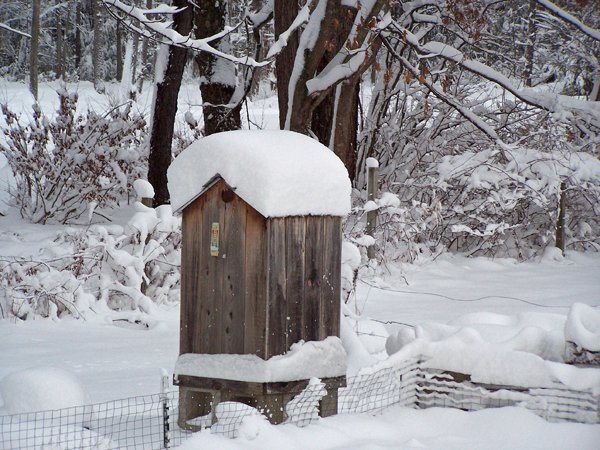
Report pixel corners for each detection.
[416,369,600,424]
[1,357,598,448]
[0,391,191,450]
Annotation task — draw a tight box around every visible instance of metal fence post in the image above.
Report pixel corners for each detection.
[161,372,171,449]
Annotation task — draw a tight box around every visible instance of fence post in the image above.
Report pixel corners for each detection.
[366,158,379,259]
[555,180,566,254]
[161,371,171,449]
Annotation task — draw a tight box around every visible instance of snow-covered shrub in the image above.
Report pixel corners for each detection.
[0,204,181,320]
[0,264,94,320]
[434,146,600,258]
[341,241,361,303]
[0,87,147,224]
[356,59,600,261]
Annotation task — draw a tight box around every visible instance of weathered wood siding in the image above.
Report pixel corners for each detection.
[266,216,342,358]
[180,178,342,360]
[180,179,267,357]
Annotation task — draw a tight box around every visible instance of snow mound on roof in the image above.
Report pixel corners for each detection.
[565,303,600,351]
[168,130,351,217]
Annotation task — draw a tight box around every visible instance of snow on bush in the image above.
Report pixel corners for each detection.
[356,66,600,262]
[0,200,181,320]
[0,87,146,224]
[0,366,90,414]
[341,241,361,302]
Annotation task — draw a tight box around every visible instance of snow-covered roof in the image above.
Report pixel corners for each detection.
[168,130,351,217]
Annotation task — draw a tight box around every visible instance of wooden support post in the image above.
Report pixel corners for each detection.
[366,158,379,259]
[555,181,566,254]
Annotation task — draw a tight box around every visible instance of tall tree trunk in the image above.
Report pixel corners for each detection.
[147,0,193,207]
[331,81,359,182]
[75,1,81,74]
[131,35,139,87]
[30,0,41,100]
[523,0,537,87]
[274,0,299,129]
[310,3,359,182]
[92,0,103,91]
[116,22,123,81]
[55,0,64,79]
[194,0,241,135]
[136,0,153,93]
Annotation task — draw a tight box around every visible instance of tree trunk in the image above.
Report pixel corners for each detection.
[147,0,193,207]
[92,0,103,91]
[194,0,241,135]
[331,81,359,182]
[75,1,81,73]
[309,4,359,182]
[274,0,300,129]
[55,0,64,79]
[29,0,41,100]
[131,35,139,87]
[116,22,123,81]
[136,0,152,92]
[523,0,537,87]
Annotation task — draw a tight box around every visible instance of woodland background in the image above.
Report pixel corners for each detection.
[0,0,599,319]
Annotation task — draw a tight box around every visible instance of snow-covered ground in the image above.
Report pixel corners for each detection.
[1,80,599,448]
[1,245,599,448]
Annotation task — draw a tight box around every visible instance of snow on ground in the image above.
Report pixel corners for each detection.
[0,366,90,414]
[177,405,600,450]
[1,246,598,448]
[0,80,599,448]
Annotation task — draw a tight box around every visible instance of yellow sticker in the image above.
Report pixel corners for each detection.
[210,223,219,256]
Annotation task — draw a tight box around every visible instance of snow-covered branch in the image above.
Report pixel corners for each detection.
[397,28,600,128]
[535,0,600,41]
[102,0,268,68]
[380,36,503,147]
[0,22,30,38]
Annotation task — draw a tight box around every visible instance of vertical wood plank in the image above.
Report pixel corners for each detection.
[198,181,225,354]
[222,191,247,354]
[244,208,267,357]
[303,216,324,342]
[180,201,202,355]
[266,218,287,358]
[322,217,342,338]
[285,217,305,349]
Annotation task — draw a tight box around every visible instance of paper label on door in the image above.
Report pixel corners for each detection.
[210,222,220,256]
